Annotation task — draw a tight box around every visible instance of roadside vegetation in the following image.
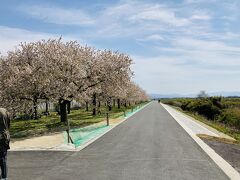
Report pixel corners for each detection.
[162,96,240,141]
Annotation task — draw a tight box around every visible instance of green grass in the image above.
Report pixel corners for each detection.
[10,103,147,139]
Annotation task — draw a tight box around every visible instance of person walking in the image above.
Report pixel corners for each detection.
[0,108,10,180]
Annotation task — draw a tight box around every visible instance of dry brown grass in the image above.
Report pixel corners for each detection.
[197,134,239,145]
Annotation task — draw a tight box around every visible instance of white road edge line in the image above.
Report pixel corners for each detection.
[161,103,240,180]
[11,102,152,152]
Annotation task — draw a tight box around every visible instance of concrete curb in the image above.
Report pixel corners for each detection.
[161,103,240,180]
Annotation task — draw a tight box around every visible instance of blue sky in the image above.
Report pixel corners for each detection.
[0,0,240,95]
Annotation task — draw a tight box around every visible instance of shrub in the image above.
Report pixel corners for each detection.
[210,97,223,109]
[180,99,221,120]
[162,100,182,107]
[219,108,240,129]
[180,99,195,111]
[181,101,190,111]
[193,100,221,120]
[171,101,182,108]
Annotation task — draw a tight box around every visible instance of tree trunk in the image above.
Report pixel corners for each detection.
[98,101,101,114]
[124,102,127,108]
[108,104,112,111]
[113,99,116,107]
[12,109,16,119]
[92,93,97,116]
[86,101,89,111]
[67,101,71,114]
[108,97,112,111]
[45,100,50,116]
[117,99,120,109]
[59,99,67,123]
[33,98,38,120]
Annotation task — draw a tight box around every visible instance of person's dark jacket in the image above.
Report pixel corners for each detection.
[0,108,10,151]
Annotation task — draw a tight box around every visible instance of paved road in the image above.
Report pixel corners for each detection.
[8,102,228,180]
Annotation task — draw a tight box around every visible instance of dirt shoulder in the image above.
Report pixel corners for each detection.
[10,133,64,150]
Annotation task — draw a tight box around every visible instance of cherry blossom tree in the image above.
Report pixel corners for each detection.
[0,41,53,119]
[0,38,149,123]
[90,50,133,114]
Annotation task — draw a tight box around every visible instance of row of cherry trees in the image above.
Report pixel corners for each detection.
[0,38,149,122]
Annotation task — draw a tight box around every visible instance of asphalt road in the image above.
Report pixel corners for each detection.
[8,102,229,180]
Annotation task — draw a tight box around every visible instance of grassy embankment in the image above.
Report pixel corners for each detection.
[162,97,240,142]
[10,103,147,139]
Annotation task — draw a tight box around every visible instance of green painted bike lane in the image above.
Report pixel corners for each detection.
[63,102,151,147]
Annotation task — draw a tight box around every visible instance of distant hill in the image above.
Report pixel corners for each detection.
[149,93,195,99]
[149,91,240,99]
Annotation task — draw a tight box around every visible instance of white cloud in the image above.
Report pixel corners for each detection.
[91,1,216,39]
[0,26,86,55]
[175,38,240,53]
[87,1,195,39]
[184,0,217,4]
[137,34,164,41]
[0,26,54,55]
[149,36,240,94]
[156,37,240,68]
[102,2,134,18]
[222,32,240,40]
[129,5,190,26]
[132,54,240,94]
[189,9,212,21]
[17,1,215,40]
[191,14,211,20]
[19,6,94,26]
